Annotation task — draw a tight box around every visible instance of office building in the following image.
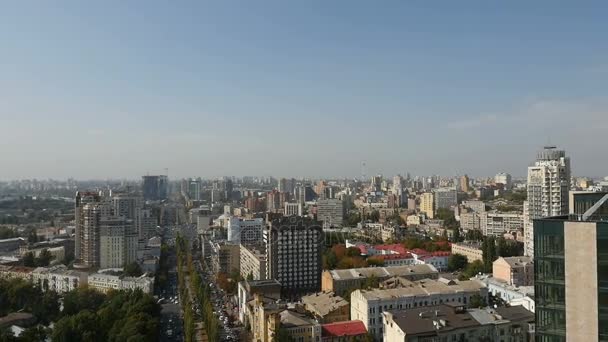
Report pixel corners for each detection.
[265,217,323,297]
[420,192,434,219]
[188,178,201,201]
[533,192,608,341]
[495,172,513,189]
[284,202,303,216]
[480,211,524,237]
[316,199,344,228]
[240,244,267,281]
[434,187,458,211]
[460,174,470,192]
[351,278,488,339]
[99,215,137,269]
[525,146,571,257]
[227,217,264,244]
[142,175,168,201]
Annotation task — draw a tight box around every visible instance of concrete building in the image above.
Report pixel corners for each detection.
[88,273,154,294]
[31,265,88,294]
[420,192,434,219]
[351,278,488,339]
[301,291,349,323]
[210,241,240,275]
[284,202,303,217]
[321,265,439,296]
[142,175,168,201]
[493,256,533,287]
[533,194,608,341]
[460,174,470,192]
[74,191,102,268]
[237,279,282,324]
[481,211,524,237]
[495,172,513,189]
[382,304,534,342]
[0,265,34,281]
[460,210,481,232]
[279,309,322,342]
[188,178,201,201]
[227,217,264,244]
[321,320,368,342]
[462,200,486,214]
[476,275,535,313]
[317,199,344,228]
[265,217,323,297]
[451,241,484,262]
[99,216,138,269]
[524,146,571,257]
[0,237,26,255]
[240,243,267,281]
[434,187,458,212]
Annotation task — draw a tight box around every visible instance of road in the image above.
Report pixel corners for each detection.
[158,227,184,341]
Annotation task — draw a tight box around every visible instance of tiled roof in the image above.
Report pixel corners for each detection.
[321,320,367,337]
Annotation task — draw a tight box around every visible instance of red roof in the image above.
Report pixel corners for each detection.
[374,244,407,255]
[322,320,367,338]
[376,253,413,260]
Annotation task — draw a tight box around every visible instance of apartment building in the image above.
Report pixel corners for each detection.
[240,243,267,281]
[493,256,534,287]
[451,241,484,262]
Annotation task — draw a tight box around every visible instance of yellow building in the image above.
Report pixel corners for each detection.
[420,192,434,219]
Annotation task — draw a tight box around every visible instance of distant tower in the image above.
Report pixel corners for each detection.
[361,161,367,182]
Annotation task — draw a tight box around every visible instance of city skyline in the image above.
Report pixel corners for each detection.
[2,2,608,179]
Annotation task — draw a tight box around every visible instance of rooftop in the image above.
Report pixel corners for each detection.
[328,264,438,281]
[301,292,349,317]
[356,278,486,301]
[321,320,367,338]
[385,304,479,336]
[279,310,317,328]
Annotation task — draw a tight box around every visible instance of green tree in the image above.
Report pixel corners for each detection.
[436,208,458,229]
[36,248,53,267]
[459,260,485,280]
[482,236,497,272]
[23,252,35,267]
[123,261,143,277]
[468,294,487,308]
[465,229,484,241]
[447,254,468,272]
[368,210,380,222]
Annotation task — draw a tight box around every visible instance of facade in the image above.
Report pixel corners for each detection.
[317,199,344,228]
[284,202,303,216]
[460,174,470,192]
[534,204,608,341]
[493,256,534,287]
[495,172,513,189]
[460,210,481,231]
[142,175,168,201]
[301,291,350,323]
[351,278,488,339]
[240,243,267,280]
[99,216,137,269]
[481,211,524,237]
[88,273,154,294]
[32,265,87,293]
[210,241,240,275]
[265,217,323,297]
[0,237,26,254]
[434,187,458,211]
[420,192,434,219]
[525,146,571,257]
[321,264,439,296]
[237,279,281,324]
[451,241,484,262]
[0,266,34,281]
[279,309,322,342]
[462,200,486,213]
[227,217,264,244]
[74,191,102,268]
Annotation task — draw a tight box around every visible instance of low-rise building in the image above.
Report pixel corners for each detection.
[88,273,154,294]
[301,292,349,323]
[321,264,438,296]
[31,265,87,293]
[279,309,322,342]
[0,237,26,255]
[351,278,488,339]
[476,275,535,312]
[240,243,267,281]
[0,265,34,281]
[493,256,533,287]
[382,304,534,342]
[237,279,282,324]
[451,241,484,262]
[321,320,368,342]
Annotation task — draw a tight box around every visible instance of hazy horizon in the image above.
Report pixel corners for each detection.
[2,2,607,180]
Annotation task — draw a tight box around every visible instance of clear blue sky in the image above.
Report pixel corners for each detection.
[1,1,607,179]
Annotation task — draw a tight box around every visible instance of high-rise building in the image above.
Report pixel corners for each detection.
[533,192,608,341]
[227,217,264,245]
[284,202,303,217]
[99,215,137,269]
[265,217,323,297]
[524,146,571,257]
[420,192,434,219]
[460,174,470,192]
[77,202,112,268]
[316,199,344,228]
[495,172,513,190]
[434,187,457,211]
[74,191,101,268]
[371,175,382,192]
[142,175,168,201]
[188,178,201,201]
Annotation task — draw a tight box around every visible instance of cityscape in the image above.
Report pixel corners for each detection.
[1,2,608,342]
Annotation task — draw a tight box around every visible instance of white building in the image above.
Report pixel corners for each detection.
[495,172,513,189]
[227,217,264,244]
[480,211,524,237]
[32,265,88,294]
[88,273,154,294]
[525,146,571,257]
[284,202,303,217]
[99,216,138,269]
[350,278,488,339]
[240,244,267,280]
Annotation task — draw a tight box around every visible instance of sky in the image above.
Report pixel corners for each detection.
[1,1,607,180]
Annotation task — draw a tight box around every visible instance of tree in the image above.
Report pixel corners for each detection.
[459,260,485,280]
[447,254,468,272]
[436,208,458,229]
[123,261,143,277]
[465,229,484,241]
[366,256,384,267]
[361,275,379,290]
[345,247,362,257]
[451,227,462,242]
[468,294,487,308]
[23,252,36,267]
[368,210,380,222]
[482,236,497,272]
[36,248,53,267]
[246,273,254,281]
